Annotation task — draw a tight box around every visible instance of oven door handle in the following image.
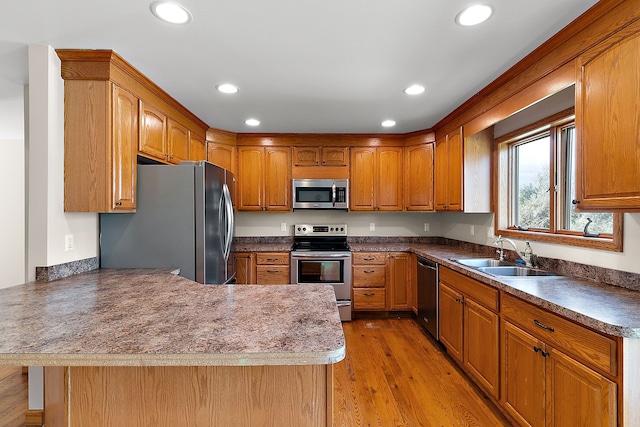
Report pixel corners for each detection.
[291,253,351,259]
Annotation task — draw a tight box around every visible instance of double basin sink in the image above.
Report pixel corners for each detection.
[453,258,560,278]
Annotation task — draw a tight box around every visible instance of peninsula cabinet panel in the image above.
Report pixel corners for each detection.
[167,119,189,164]
[207,142,235,172]
[138,102,167,162]
[63,81,137,212]
[237,146,291,211]
[404,143,434,211]
[434,127,463,211]
[575,20,640,211]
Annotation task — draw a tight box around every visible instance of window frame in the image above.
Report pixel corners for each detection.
[494,107,623,251]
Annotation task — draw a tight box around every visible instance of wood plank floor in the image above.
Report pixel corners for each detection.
[334,318,512,427]
[0,366,28,427]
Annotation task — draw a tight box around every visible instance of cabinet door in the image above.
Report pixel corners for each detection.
[237,147,264,210]
[321,147,348,166]
[350,147,376,210]
[256,266,290,284]
[139,102,167,162]
[404,144,434,211]
[575,22,640,211]
[388,252,411,310]
[501,321,546,427]
[234,253,255,284]
[546,348,617,427]
[189,132,206,161]
[264,147,291,211]
[377,147,403,211]
[167,119,189,164]
[111,84,138,211]
[446,127,464,211]
[438,282,464,363]
[464,298,499,399]
[434,136,449,210]
[207,142,235,172]
[293,147,320,166]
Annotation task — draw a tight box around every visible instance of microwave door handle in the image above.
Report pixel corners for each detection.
[332,183,336,207]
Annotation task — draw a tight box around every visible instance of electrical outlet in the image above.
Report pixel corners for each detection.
[470,225,475,236]
[369,223,375,231]
[280,222,287,232]
[424,223,430,232]
[64,234,74,252]
[487,227,494,238]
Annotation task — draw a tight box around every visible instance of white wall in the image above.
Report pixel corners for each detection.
[236,211,442,237]
[27,44,98,281]
[439,212,640,275]
[0,139,25,288]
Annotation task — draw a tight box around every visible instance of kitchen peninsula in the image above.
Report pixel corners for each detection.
[0,269,345,426]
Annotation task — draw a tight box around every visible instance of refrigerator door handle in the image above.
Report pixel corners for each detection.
[222,183,234,261]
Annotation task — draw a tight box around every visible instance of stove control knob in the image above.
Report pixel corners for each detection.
[302,227,307,232]
[330,227,334,231]
[297,227,301,231]
[340,227,344,231]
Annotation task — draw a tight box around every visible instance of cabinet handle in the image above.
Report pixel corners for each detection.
[534,319,555,332]
[364,270,376,273]
[115,202,122,206]
[572,199,580,205]
[533,346,541,353]
[266,258,278,262]
[454,298,461,303]
[363,257,375,261]
[266,270,280,273]
[363,293,375,296]
[541,350,550,357]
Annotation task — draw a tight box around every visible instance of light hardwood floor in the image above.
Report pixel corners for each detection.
[0,366,28,427]
[334,318,512,426]
[1,319,510,427]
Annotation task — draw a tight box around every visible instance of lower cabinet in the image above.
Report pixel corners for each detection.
[438,267,500,399]
[234,252,255,284]
[255,252,290,285]
[352,252,387,311]
[387,252,413,310]
[501,292,617,427]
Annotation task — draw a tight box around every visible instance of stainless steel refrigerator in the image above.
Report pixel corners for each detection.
[100,161,235,284]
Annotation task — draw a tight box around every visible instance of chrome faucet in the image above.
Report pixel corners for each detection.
[493,235,536,267]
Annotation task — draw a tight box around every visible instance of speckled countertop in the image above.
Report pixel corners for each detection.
[0,269,345,367]
[351,243,640,339]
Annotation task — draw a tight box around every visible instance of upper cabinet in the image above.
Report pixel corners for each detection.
[350,147,403,211]
[575,19,640,212]
[293,146,348,166]
[404,143,434,211]
[434,127,491,213]
[57,50,210,212]
[237,146,291,211]
[435,127,463,211]
[189,132,206,161]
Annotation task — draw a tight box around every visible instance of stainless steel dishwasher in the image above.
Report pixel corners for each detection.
[417,257,438,340]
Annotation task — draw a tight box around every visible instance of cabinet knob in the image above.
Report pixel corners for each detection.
[455,298,461,303]
[572,199,580,205]
[115,202,122,206]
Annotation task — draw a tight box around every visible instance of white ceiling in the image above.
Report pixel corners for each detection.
[0,0,598,137]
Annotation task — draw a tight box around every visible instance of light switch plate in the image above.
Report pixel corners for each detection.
[369,223,375,231]
[64,234,74,252]
[280,222,287,232]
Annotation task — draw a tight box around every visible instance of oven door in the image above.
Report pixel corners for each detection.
[290,251,352,320]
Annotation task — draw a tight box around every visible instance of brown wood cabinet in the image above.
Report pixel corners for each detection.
[167,119,190,164]
[501,292,617,427]
[237,146,291,211]
[350,147,403,211]
[139,101,168,162]
[387,252,412,311]
[352,252,387,311]
[255,252,290,285]
[62,81,138,212]
[438,267,499,399]
[207,142,236,172]
[575,19,640,212]
[189,132,206,161]
[234,252,255,285]
[293,147,348,166]
[404,143,434,211]
[434,127,463,211]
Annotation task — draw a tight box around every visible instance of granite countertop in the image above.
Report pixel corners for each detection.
[234,242,292,252]
[0,269,345,367]
[350,243,640,339]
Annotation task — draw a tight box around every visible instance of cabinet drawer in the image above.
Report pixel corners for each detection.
[352,252,386,265]
[501,292,617,376]
[353,288,386,310]
[256,266,290,285]
[352,266,386,288]
[256,252,289,265]
[440,267,498,312]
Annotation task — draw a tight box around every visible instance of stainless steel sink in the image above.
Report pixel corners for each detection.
[477,266,560,277]
[454,258,517,268]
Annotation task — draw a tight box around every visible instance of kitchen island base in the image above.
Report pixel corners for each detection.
[45,364,333,427]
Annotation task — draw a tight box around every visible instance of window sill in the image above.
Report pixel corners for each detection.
[496,227,622,252]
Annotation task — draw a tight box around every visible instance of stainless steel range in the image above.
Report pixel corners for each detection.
[290,224,352,321]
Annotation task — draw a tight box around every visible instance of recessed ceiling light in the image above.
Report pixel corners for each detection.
[404,85,425,95]
[245,118,260,127]
[150,2,192,24]
[381,120,396,128]
[216,84,239,94]
[456,4,493,26]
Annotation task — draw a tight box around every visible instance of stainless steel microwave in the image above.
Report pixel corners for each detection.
[292,179,349,210]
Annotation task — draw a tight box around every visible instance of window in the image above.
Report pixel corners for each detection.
[496,108,622,251]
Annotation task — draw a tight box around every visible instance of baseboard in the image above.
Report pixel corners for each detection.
[25,410,43,427]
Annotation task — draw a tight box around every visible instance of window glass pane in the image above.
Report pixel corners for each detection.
[513,136,550,229]
[563,126,614,234]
